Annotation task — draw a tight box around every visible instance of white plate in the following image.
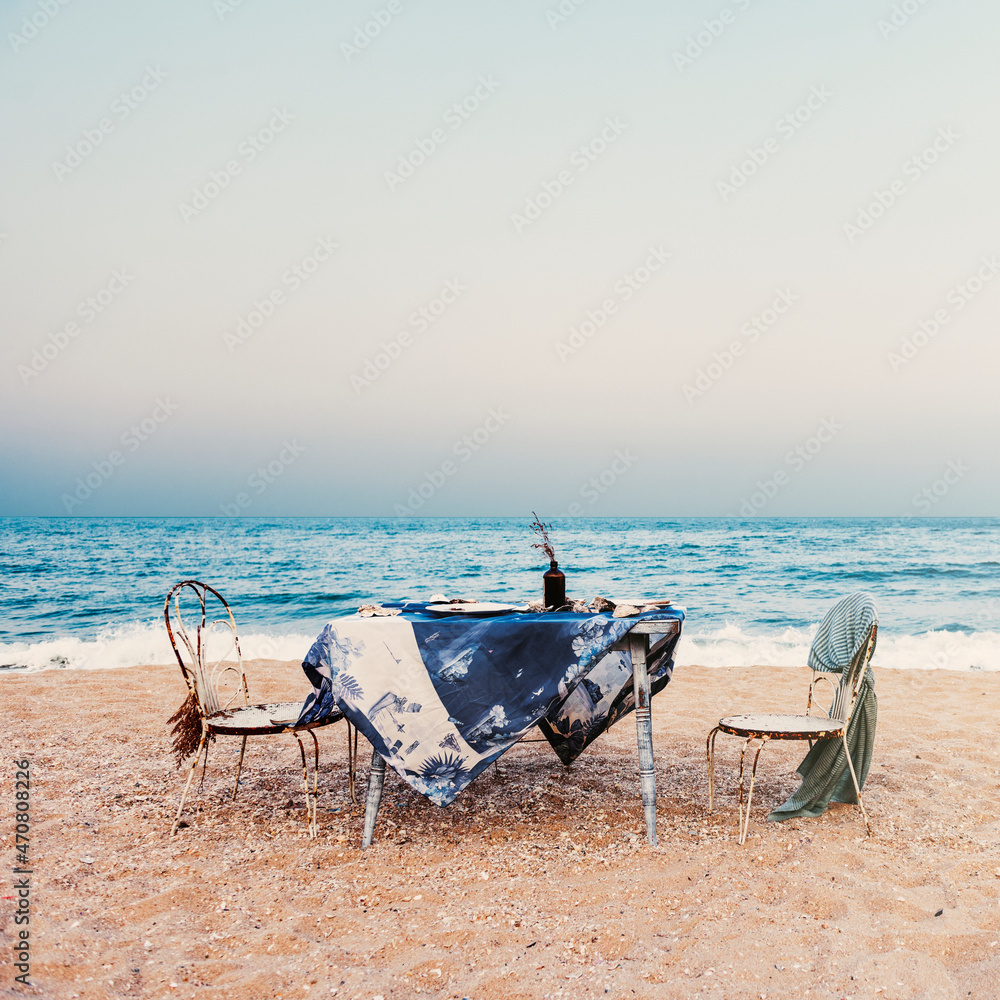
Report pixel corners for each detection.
[427,602,527,616]
[615,598,671,607]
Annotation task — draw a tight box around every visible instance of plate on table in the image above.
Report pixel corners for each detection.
[615,598,672,608]
[426,602,527,616]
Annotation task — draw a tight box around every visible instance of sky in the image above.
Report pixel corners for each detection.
[1,0,998,517]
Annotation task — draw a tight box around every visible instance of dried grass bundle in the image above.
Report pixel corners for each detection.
[167,692,209,767]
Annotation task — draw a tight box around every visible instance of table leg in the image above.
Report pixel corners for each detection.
[361,747,386,849]
[629,631,657,846]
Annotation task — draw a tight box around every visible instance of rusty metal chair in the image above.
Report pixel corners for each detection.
[707,593,879,843]
[164,580,350,837]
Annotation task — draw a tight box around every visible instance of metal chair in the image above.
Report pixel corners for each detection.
[164,580,350,837]
[707,593,878,844]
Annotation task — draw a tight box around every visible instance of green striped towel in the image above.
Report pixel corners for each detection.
[768,591,879,822]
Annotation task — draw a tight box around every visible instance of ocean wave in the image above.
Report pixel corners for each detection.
[678,624,1000,672]
[3,620,999,674]
[0,622,316,674]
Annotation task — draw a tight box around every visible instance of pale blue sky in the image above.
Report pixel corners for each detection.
[2,0,997,516]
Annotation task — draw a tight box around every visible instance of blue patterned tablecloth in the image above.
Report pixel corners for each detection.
[297,602,684,805]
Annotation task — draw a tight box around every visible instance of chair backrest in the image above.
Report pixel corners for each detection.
[807,591,879,724]
[164,580,247,718]
[826,622,877,722]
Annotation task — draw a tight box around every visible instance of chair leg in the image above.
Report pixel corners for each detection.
[309,729,321,837]
[706,726,721,813]
[741,739,768,845]
[842,731,871,836]
[292,733,316,839]
[199,737,212,790]
[232,735,248,802]
[736,737,751,841]
[172,731,207,836]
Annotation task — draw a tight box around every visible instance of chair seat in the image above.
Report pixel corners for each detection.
[207,702,342,737]
[718,713,845,740]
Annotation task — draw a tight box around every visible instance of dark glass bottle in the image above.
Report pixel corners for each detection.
[543,560,566,609]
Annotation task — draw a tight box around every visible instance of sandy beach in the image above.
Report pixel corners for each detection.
[2,660,998,1000]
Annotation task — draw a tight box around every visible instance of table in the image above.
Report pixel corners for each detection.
[296,602,684,846]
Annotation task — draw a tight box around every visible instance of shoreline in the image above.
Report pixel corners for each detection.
[5,639,1000,677]
[2,661,998,998]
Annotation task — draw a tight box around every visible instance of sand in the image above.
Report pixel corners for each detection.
[1,660,999,1000]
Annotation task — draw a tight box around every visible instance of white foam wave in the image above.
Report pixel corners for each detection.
[0,622,316,674]
[677,623,1000,672]
[3,620,998,675]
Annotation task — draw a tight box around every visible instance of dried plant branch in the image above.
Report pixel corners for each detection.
[529,511,556,563]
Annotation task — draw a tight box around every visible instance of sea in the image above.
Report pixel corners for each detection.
[1,517,998,673]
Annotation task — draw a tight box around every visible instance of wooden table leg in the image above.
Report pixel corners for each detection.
[361,747,386,849]
[629,631,658,846]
